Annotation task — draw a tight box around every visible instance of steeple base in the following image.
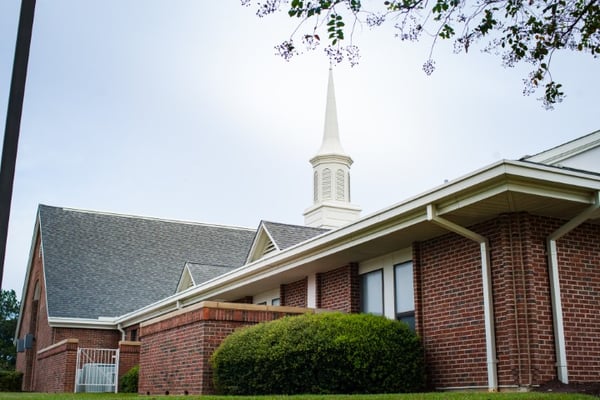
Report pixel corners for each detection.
[303,202,361,229]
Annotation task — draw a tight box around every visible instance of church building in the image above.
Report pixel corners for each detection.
[14,70,600,394]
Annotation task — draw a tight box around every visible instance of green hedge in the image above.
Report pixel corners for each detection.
[119,365,139,393]
[211,312,426,395]
[0,370,22,392]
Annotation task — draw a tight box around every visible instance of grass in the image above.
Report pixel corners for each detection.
[0,393,596,400]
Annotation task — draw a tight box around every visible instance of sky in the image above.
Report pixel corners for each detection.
[1,1,598,297]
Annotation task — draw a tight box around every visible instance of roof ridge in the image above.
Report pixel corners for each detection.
[39,204,256,232]
[521,129,600,161]
[262,220,329,231]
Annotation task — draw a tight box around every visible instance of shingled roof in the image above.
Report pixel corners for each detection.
[38,205,256,319]
[261,221,329,250]
[175,262,237,293]
[246,221,329,263]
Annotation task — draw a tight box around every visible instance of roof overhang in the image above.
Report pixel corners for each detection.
[115,160,600,327]
[47,316,118,330]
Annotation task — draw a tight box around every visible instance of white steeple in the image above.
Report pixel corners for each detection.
[303,69,361,229]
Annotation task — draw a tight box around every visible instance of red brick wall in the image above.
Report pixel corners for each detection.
[125,324,140,341]
[138,302,311,395]
[489,213,556,387]
[418,226,488,389]
[16,233,53,391]
[53,328,120,349]
[281,278,307,307]
[316,264,359,312]
[34,339,79,392]
[416,212,600,389]
[118,341,141,388]
[555,220,600,382]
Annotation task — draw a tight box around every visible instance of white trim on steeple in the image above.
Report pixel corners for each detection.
[304,69,361,229]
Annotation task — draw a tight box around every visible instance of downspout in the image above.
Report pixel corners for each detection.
[117,324,126,342]
[426,204,498,392]
[547,191,600,384]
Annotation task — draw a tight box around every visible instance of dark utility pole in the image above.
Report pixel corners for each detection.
[0,0,37,289]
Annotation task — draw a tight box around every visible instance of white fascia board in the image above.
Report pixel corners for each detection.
[525,130,600,164]
[504,160,600,189]
[175,264,195,293]
[245,222,281,264]
[115,160,600,328]
[47,317,118,330]
[369,160,599,221]
[262,225,280,251]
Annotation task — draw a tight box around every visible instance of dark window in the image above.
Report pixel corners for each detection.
[394,261,415,330]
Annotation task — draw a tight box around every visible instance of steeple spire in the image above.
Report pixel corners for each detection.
[303,70,361,229]
[316,69,347,156]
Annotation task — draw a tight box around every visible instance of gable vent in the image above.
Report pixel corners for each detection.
[261,240,277,257]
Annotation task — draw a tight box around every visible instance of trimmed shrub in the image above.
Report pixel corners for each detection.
[0,370,22,392]
[211,312,425,395]
[119,365,139,393]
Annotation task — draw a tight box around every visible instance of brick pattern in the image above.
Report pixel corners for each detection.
[412,242,424,336]
[125,324,140,341]
[16,234,50,391]
[54,328,120,349]
[418,226,488,389]
[138,303,310,395]
[490,213,556,387]
[34,339,79,392]
[416,212,600,389]
[281,278,307,307]
[118,341,141,388]
[555,220,600,382]
[316,264,359,312]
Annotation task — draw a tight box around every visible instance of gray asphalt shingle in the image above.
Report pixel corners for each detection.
[38,205,256,319]
[262,221,329,250]
[184,262,236,286]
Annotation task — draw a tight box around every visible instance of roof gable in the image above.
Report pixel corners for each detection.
[246,221,329,263]
[175,262,236,293]
[38,205,256,319]
[522,130,600,173]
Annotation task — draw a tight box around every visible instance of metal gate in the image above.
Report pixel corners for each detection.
[75,348,119,393]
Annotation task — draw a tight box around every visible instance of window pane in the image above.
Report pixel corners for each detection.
[395,262,414,314]
[398,314,415,331]
[360,270,383,315]
[271,298,280,306]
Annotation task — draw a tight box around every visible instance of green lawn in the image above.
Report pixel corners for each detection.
[0,393,596,400]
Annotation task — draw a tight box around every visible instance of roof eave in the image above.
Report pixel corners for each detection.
[115,160,600,328]
[47,317,118,330]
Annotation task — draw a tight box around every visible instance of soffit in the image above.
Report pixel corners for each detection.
[201,179,599,302]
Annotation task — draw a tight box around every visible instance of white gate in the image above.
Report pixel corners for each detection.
[75,348,119,393]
